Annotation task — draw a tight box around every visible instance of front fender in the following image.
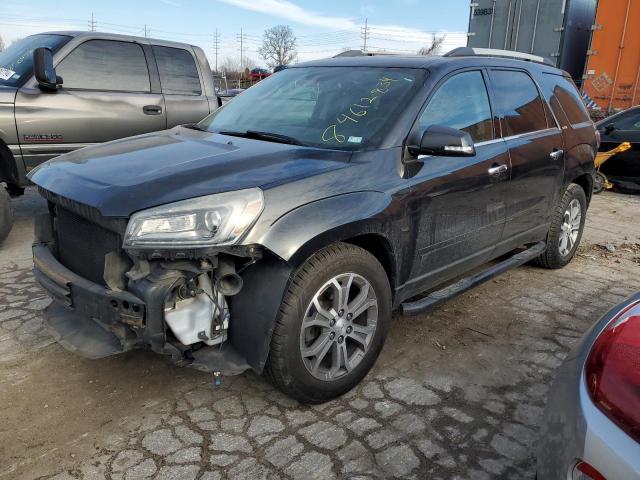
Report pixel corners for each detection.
[232,191,395,373]
[255,191,393,266]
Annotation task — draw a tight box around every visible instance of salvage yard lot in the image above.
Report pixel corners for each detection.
[1,189,639,480]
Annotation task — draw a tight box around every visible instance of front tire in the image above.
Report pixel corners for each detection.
[0,187,14,244]
[534,183,587,269]
[264,242,391,404]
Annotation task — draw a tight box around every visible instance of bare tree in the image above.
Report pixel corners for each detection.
[418,34,446,56]
[0,35,5,52]
[219,55,258,85]
[258,25,297,68]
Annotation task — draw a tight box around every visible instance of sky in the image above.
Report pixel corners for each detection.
[0,0,470,68]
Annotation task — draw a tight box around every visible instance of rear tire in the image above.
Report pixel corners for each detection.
[264,242,391,404]
[534,183,586,269]
[0,187,14,244]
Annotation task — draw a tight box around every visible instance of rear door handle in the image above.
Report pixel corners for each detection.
[488,164,508,176]
[550,149,564,160]
[143,105,163,115]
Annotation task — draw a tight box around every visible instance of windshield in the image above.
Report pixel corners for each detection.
[0,34,71,87]
[199,66,425,150]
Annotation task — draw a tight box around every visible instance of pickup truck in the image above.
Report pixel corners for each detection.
[0,31,219,241]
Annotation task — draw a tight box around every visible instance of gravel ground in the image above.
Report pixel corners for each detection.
[1,188,639,480]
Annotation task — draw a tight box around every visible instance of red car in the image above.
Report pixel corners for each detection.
[250,68,271,80]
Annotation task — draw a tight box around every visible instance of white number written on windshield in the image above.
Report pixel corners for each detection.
[321,76,399,144]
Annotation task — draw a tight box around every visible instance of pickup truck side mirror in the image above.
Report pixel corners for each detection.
[408,125,476,158]
[33,47,62,91]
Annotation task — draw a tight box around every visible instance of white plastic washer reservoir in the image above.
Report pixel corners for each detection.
[164,274,228,346]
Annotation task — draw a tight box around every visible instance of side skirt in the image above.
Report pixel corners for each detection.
[400,242,546,316]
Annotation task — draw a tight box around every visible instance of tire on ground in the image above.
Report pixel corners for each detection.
[534,183,587,269]
[593,171,607,194]
[0,187,14,244]
[264,242,391,404]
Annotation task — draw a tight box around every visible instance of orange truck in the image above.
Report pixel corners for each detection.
[582,0,640,112]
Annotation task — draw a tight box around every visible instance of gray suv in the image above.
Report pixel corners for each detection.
[0,31,219,241]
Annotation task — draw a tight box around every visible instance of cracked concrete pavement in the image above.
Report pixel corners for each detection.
[1,189,639,479]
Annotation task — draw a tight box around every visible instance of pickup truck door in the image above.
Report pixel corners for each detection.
[14,39,166,172]
[403,69,510,295]
[487,69,565,252]
[151,45,211,127]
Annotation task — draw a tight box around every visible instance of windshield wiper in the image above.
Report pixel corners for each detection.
[219,130,303,146]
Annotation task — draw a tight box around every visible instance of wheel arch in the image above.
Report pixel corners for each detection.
[343,233,396,293]
[0,139,21,187]
[570,173,594,206]
[562,142,595,206]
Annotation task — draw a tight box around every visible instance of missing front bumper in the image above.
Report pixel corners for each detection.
[32,242,251,375]
[33,243,145,357]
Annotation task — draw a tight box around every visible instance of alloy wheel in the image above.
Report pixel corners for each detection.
[299,273,378,381]
[558,198,581,257]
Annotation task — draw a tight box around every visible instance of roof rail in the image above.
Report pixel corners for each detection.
[444,47,554,66]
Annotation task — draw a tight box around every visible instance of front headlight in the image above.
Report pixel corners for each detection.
[123,188,264,248]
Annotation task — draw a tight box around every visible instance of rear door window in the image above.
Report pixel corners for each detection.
[418,70,494,143]
[152,46,201,95]
[56,40,150,92]
[540,73,591,126]
[490,70,549,136]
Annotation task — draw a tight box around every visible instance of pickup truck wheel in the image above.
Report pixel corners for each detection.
[534,183,586,269]
[264,242,391,404]
[0,187,14,244]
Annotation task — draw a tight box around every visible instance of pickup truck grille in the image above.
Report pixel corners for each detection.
[54,206,122,286]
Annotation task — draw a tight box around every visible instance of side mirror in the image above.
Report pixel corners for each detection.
[604,124,615,135]
[33,47,62,91]
[409,125,476,157]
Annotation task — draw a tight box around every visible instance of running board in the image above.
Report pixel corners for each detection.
[401,242,546,316]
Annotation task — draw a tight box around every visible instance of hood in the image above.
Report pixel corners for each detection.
[29,126,352,217]
[0,86,17,104]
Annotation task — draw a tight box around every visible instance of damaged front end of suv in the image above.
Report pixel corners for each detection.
[31,182,293,376]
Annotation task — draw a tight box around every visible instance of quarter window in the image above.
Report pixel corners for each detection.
[540,73,591,126]
[418,71,494,143]
[56,40,150,92]
[491,70,548,136]
[153,46,201,95]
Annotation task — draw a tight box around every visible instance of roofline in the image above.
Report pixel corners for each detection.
[38,30,198,49]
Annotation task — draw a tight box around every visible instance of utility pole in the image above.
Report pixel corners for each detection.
[144,24,149,38]
[237,28,248,78]
[88,12,96,32]
[213,29,220,73]
[361,18,370,52]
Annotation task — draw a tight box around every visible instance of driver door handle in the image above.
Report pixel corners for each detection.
[550,149,564,160]
[143,105,163,115]
[488,164,508,176]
